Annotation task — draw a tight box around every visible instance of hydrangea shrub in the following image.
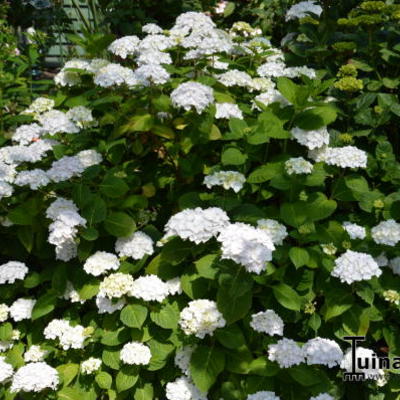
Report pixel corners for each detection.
[1,7,400,400]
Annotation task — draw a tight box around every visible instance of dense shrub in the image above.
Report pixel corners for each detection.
[1,3,400,400]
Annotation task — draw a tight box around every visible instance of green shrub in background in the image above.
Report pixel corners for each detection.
[1,2,400,400]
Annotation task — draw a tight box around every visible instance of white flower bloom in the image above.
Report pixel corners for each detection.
[331,250,381,284]
[166,277,182,295]
[83,251,120,277]
[0,304,9,322]
[134,64,170,85]
[0,341,13,352]
[54,59,89,87]
[343,222,366,240]
[108,36,140,58]
[257,61,287,78]
[12,123,44,145]
[11,330,20,341]
[310,395,334,400]
[136,50,172,66]
[115,231,154,260]
[285,66,316,79]
[164,207,229,244]
[308,146,367,168]
[76,149,102,168]
[217,222,275,274]
[248,77,275,92]
[375,253,388,267]
[14,169,50,190]
[86,58,110,74]
[215,103,243,119]
[253,88,290,109]
[218,70,253,87]
[268,338,305,368]
[0,261,28,284]
[170,11,215,38]
[38,110,79,135]
[62,282,85,304]
[170,82,214,114]
[130,275,169,302]
[46,198,79,220]
[341,347,383,380]
[166,376,207,400]
[139,34,174,52]
[286,1,322,21]
[120,342,151,365]
[0,162,16,183]
[291,127,330,150]
[0,181,13,199]
[0,140,55,165]
[250,310,284,336]
[10,362,59,392]
[371,220,400,246]
[66,106,96,128]
[179,299,226,338]
[257,219,288,245]
[24,345,47,362]
[94,63,136,87]
[9,298,36,321]
[142,23,163,34]
[203,170,246,193]
[285,157,313,175]
[303,337,343,367]
[44,319,86,350]
[389,257,400,275]
[247,391,280,400]
[99,273,135,299]
[0,356,13,384]
[96,294,125,314]
[81,358,101,374]
[175,346,195,376]
[22,97,54,117]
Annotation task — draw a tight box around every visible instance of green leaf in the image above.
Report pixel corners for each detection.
[123,114,154,132]
[277,77,309,106]
[226,118,247,140]
[95,371,113,389]
[104,212,136,237]
[102,349,121,370]
[195,254,219,279]
[150,301,180,330]
[17,226,34,252]
[289,364,330,387]
[215,324,246,349]
[32,291,57,320]
[248,111,290,144]
[190,345,225,392]
[82,196,107,225]
[289,247,310,269]
[247,162,282,183]
[100,176,129,198]
[101,327,130,346]
[57,387,87,400]
[77,280,99,300]
[134,384,154,400]
[294,106,337,130]
[223,2,235,17]
[120,304,148,328]
[57,363,79,387]
[273,283,302,311]
[116,366,139,392]
[0,322,13,341]
[221,147,247,166]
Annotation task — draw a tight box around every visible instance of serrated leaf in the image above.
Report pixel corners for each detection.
[120,304,148,328]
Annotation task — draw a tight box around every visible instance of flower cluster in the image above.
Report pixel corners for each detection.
[44,319,87,350]
[203,170,246,193]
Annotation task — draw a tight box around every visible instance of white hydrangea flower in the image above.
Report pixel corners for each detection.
[203,171,246,193]
[247,391,280,400]
[321,243,337,256]
[268,338,305,368]
[108,36,140,58]
[0,140,56,166]
[253,88,290,109]
[83,251,120,277]
[76,149,102,169]
[175,346,195,376]
[310,394,334,400]
[0,261,28,284]
[0,162,16,183]
[120,342,151,365]
[11,330,20,341]
[291,127,330,150]
[341,347,383,380]
[99,273,135,299]
[250,310,284,336]
[38,110,79,135]
[0,356,13,384]
[44,319,86,350]
[115,231,154,259]
[166,376,207,400]
[22,97,55,117]
[9,298,36,321]
[389,257,400,275]
[86,58,110,74]
[170,82,214,114]
[218,70,253,87]
[257,219,288,245]
[14,169,50,190]
[166,277,182,295]
[0,181,13,199]
[179,299,226,339]
[303,337,343,367]
[163,207,229,244]
[96,294,125,314]
[285,66,316,79]
[12,123,44,145]
[285,157,313,175]
[371,220,400,246]
[81,358,102,374]
[257,61,288,78]
[136,50,172,66]
[0,341,13,352]
[135,64,170,85]
[54,59,89,87]
[142,23,163,34]
[139,34,174,52]
[0,303,9,322]
[248,77,274,92]
[215,103,243,119]
[94,63,136,87]
[217,222,275,274]
[130,275,169,302]
[331,250,381,284]
[66,106,96,128]
[24,345,47,362]
[286,1,322,21]
[343,222,366,240]
[10,362,59,392]
[62,282,86,304]
[375,252,388,267]
[308,146,367,168]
